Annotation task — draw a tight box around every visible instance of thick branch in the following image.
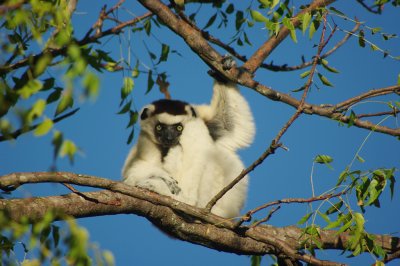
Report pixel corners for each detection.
[137,0,399,137]
[1,171,399,265]
[137,0,226,74]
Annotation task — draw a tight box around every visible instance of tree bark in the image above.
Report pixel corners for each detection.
[1,172,399,265]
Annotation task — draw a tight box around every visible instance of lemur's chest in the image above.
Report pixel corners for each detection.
[162,145,184,180]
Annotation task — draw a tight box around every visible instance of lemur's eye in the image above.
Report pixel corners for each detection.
[155,124,163,131]
[176,124,183,131]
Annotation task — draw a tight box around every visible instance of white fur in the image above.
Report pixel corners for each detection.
[122,82,255,218]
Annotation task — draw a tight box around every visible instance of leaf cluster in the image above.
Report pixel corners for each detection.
[0,210,114,266]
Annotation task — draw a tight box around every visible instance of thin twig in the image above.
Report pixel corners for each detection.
[357,109,399,119]
[250,206,281,228]
[355,0,382,14]
[62,182,121,206]
[83,0,126,39]
[0,10,152,76]
[246,190,348,219]
[0,108,80,142]
[335,85,400,111]
[242,0,337,74]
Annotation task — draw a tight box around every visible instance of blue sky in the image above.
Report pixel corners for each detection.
[1,1,399,265]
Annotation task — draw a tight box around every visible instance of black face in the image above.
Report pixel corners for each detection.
[154,122,184,148]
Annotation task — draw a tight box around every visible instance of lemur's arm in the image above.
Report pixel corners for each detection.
[195,57,255,150]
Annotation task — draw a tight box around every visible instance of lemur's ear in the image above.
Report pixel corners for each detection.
[140,105,155,120]
[190,106,197,117]
[185,105,197,118]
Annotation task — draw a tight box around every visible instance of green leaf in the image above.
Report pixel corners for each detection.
[304,225,320,237]
[158,43,170,64]
[55,90,73,116]
[127,111,139,128]
[28,99,47,123]
[356,155,365,163]
[127,128,135,144]
[250,255,262,266]
[325,201,343,215]
[18,80,43,99]
[317,73,334,87]
[52,130,63,159]
[371,27,382,34]
[317,211,331,224]
[328,7,345,16]
[321,59,340,73]
[82,72,100,99]
[337,168,349,186]
[324,219,342,230]
[282,17,297,43]
[203,13,217,29]
[225,3,234,14]
[243,31,252,46]
[46,87,62,104]
[289,28,297,43]
[300,70,311,79]
[34,118,54,136]
[39,225,52,244]
[302,12,312,34]
[117,100,132,115]
[250,10,269,23]
[297,212,313,225]
[271,0,280,9]
[60,139,77,164]
[358,29,366,48]
[235,11,244,30]
[144,19,151,35]
[121,77,134,99]
[132,61,140,78]
[382,33,397,40]
[34,54,53,76]
[52,225,60,248]
[103,250,115,266]
[146,70,154,94]
[353,212,365,232]
[149,51,157,61]
[336,218,353,234]
[389,174,396,200]
[42,78,55,91]
[366,179,381,206]
[67,44,81,60]
[314,154,333,164]
[309,19,320,39]
[348,110,356,127]
[370,44,379,51]
[292,85,306,92]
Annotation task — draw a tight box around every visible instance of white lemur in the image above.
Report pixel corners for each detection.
[122,70,255,218]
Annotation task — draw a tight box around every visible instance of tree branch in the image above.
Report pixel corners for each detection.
[0,8,153,76]
[0,108,80,142]
[137,0,399,137]
[207,15,337,213]
[355,0,382,14]
[0,172,399,265]
[242,0,337,74]
[335,85,400,110]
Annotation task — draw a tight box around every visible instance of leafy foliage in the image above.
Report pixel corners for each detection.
[0,0,399,265]
[0,210,114,266]
[298,154,397,262]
